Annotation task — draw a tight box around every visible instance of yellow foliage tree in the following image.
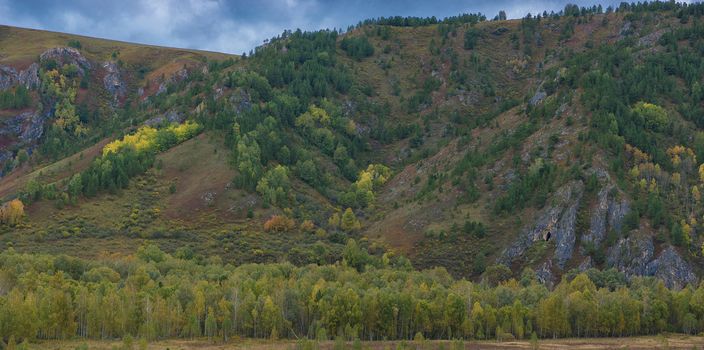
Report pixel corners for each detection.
[693,186,701,203]
[682,220,692,247]
[103,121,201,156]
[295,105,331,129]
[0,199,25,226]
[340,208,361,232]
[328,212,340,228]
[300,219,315,232]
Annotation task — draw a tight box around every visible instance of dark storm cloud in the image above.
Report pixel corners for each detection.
[0,0,623,54]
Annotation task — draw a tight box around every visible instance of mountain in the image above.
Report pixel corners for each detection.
[5,2,704,345]
[1,2,704,293]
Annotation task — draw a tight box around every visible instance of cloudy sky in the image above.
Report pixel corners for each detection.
[1,0,625,54]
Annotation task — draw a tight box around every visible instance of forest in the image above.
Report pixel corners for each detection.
[1,243,704,345]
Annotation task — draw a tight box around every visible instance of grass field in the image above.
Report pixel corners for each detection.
[26,335,704,350]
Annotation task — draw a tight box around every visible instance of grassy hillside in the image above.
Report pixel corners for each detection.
[2,3,704,285]
[4,1,704,346]
[0,25,230,67]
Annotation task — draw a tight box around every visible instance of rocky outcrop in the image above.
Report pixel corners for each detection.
[102,61,126,103]
[578,256,593,271]
[580,167,630,249]
[201,191,216,206]
[19,63,39,89]
[607,235,654,277]
[553,185,582,268]
[342,99,356,117]
[535,259,555,289]
[230,89,252,114]
[144,110,185,126]
[0,151,13,166]
[607,236,697,289]
[20,111,46,143]
[500,181,584,268]
[40,47,91,74]
[638,29,665,47]
[0,110,46,145]
[646,246,697,289]
[583,185,630,246]
[583,185,611,246]
[607,194,629,234]
[457,89,481,106]
[0,112,25,136]
[620,21,633,37]
[156,68,189,96]
[0,65,18,90]
[0,150,13,176]
[156,83,168,95]
[0,63,39,91]
[0,110,47,176]
[214,87,225,100]
[529,90,547,106]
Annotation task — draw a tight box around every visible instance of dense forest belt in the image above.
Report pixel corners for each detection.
[2,245,704,345]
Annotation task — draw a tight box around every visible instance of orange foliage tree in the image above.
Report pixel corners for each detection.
[263,215,296,232]
[0,199,24,225]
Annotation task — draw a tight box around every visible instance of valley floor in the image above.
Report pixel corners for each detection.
[28,335,704,350]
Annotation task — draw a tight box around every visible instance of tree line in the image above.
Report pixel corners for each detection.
[20,122,201,206]
[1,243,704,345]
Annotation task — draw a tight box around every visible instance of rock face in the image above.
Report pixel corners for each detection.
[529,90,547,106]
[230,89,252,114]
[40,47,91,73]
[156,68,189,96]
[20,111,46,143]
[646,246,698,289]
[620,21,633,37]
[553,184,582,268]
[583,185,611,245]
[500,181,584,268]
[201,191,216,206]
[0,110,47,175]
[0,63,39,90]
[607,236,697,289]
[583,185,630,246]
[607,195,629,234]
[607,235,654,277]
[102,61,126,103]
[578,256,593,271]
[0,65,18,90]
[535,259,555,289]
[144,110,185,126]
[18,63,40,89]
[0,110,46,145]
[638,29,665,47]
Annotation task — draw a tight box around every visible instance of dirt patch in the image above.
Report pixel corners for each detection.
[158,133,237,221]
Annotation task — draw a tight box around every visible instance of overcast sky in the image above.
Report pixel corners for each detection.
[0,0,625,54]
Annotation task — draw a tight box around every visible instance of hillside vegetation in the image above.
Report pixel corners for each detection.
[2,1,704,346]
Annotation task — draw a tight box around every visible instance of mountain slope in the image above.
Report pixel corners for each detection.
[1,2,704,291]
